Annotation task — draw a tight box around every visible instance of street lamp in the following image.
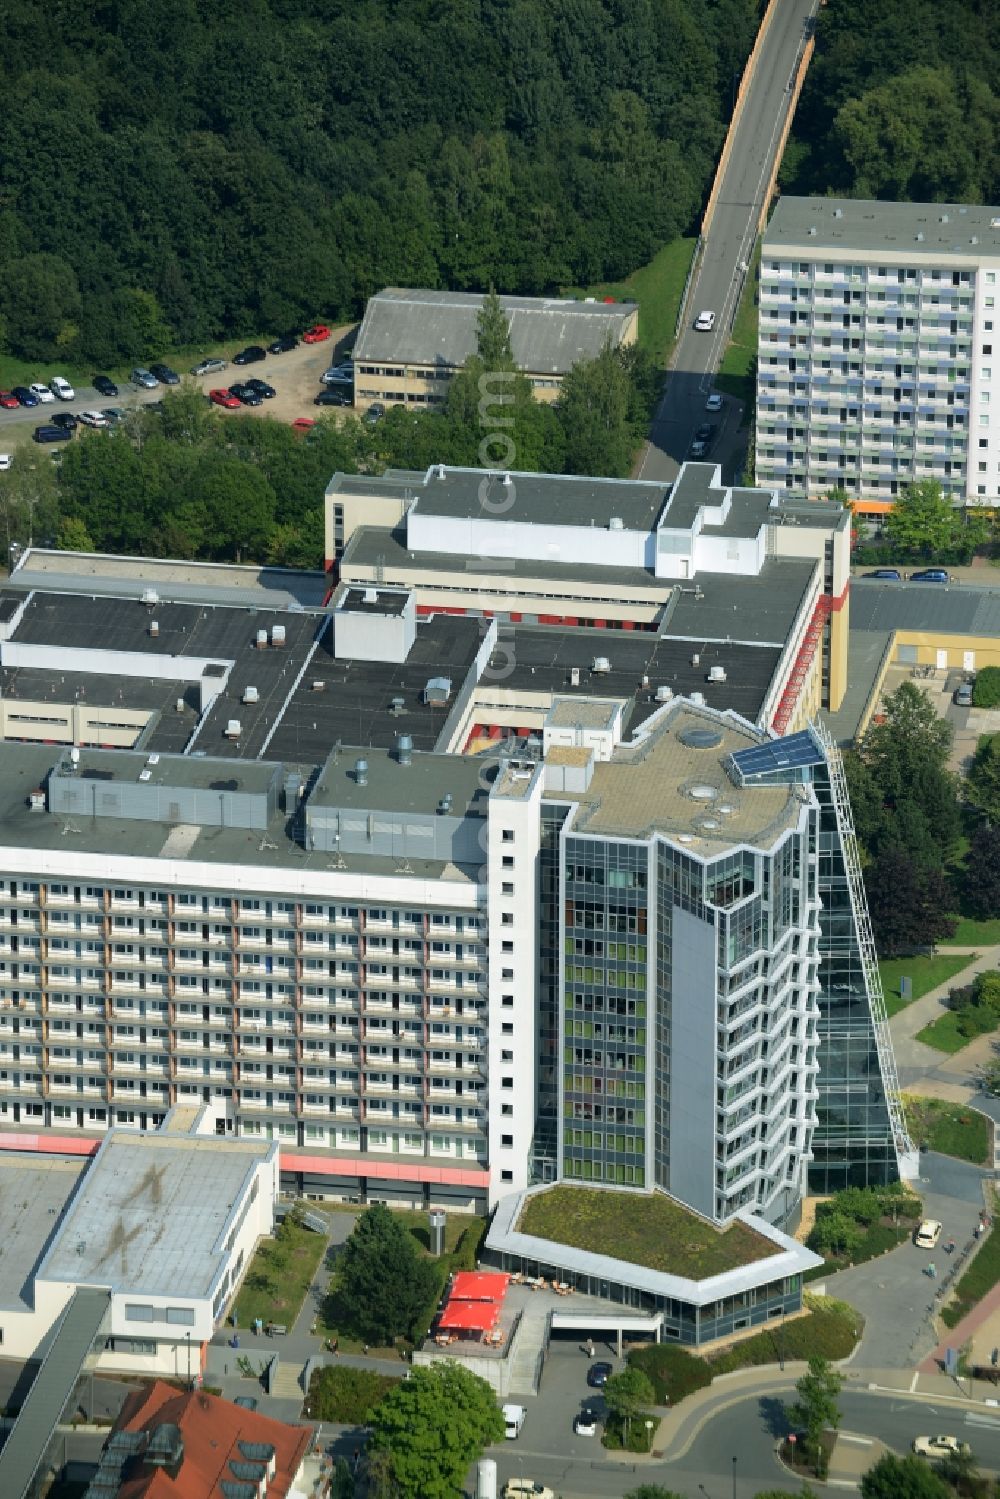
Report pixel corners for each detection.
[732,1455,737,1499]
[645,1419,654,1453]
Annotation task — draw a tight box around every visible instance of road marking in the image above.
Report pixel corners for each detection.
[965,1413,1000,1429]
[838,1433,873,1446]
[910,1373,920,1393]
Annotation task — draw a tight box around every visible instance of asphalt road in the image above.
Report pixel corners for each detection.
[638,0,820,485]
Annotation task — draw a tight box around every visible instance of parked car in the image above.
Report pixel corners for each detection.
[573,1410,598,1436]
[29,382,55,403]
[694,310,716,331]
[268,335,297,355]
[101,408,124,424]
[954,683,974,707]
[51,412,78,432]
[0,454,11,472]
[92,374,119,397]
[587,1361,613,1388]
[49,376,75,401]
[0,391,19,409]
[229,383,262,407]
[915,1219,942,1249]
[913,1435,971,1460]
[150,363,180,385]
[131,368,159,389]
[315,388,351,407]
[245,378,275,399]
[77,410,109,428]
[191,357,227,377]
[864,568,902,580]
[232,346,267,366]
[32,425,66,443]
[705,392,723,412]
[302,323,332,344]
[363,402,385,425]
[209,388,242,409]
[13,387,39,407]
[321,366,353,386]
[503,1403,526,1440]
[503,1484,553,1499]
[910,568,949,583]
[291,417,316,431]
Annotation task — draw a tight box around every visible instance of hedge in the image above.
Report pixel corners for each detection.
[307,1365,401,1423]
[627,1343,713,1404]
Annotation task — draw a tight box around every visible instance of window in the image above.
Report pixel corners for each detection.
[165,1306,195,1326]
[501,830,514,843]
[125,1304,154,1322]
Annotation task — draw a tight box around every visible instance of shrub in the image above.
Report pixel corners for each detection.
[974,667,1000,710]
[308,1365,400,1424]
[708,1296,861,1373]
[627,1343,712,1405]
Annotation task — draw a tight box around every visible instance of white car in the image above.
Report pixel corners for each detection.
[705,393,723,412]
[50,376,75,401]
[77,410,109,429]
[915,1218,942,1249]
[913,1435,971,1460]
[573,1411,598,1437]
[29,382,54,403]
[694,310,716,331]
[0,454,11,472]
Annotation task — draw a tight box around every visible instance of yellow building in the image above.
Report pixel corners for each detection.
[351,288,639,413]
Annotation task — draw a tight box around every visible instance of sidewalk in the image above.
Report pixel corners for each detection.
[922,1252,1000,1375]
[888,946,1000,1090]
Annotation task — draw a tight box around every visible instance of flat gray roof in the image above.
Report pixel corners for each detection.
[850,579,1000,637]
[411,467,668,531]
[354,288,637,373]
[13,550,328,608]
[0,1156,86,1311]
[38,1133,275,1299]
[56,748,280,795]
[310,743,494,818]
[766,196,1000,258]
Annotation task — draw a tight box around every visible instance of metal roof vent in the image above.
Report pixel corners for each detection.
[503,472,512,487]
[437,792,453,815]
[833,208,843,218]
[808,226,817,236]
[591,656,611,674]
[916,232,924,241]
[354,758,368,787]
[436,464,446,479]
[397,734,413,766]
[608,516,624,531]
[940,213,949,223]
[363,587,378,604]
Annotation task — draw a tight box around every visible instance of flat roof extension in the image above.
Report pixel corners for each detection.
[766,196,1000,258]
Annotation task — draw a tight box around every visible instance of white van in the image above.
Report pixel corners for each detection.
[502,1483,553,1499]
[502,1403,526,1440]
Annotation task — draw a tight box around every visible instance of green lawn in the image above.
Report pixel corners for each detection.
[916,1008,995,1054]
[233,1217,327,1330]
[567,237,697,369]
[941,1200,1000,1329]
[880,953,978,1017]
[902,1095,991,1164]
[713,240,762,417]
[942,917,1000,946]
[517,1184,774,1278]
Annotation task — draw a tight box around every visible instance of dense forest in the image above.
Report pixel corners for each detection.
[0,0,758,366]
[782,0,1000,203]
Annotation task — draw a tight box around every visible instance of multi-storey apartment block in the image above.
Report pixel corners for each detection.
[0,460,910,1240]
[756,197,1000,509]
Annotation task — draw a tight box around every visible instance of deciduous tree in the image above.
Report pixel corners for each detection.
[859,1451,951,1499]
[885,480,962,556]
[964,823,1000,921]
[786,1357,842,1476]
[367,1363,504,1499]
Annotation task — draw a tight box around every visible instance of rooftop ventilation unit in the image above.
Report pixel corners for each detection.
[139,769,151,781]
[27,788,45,811]
[707,666,727,683]
[70,747,80,766]
[691,652,701,667]
[148,753,159,766]
[354,758,368,786]
[608,516,624,531]
[437,464,446,479]
[149,620,159,638]
[243,686,259,704]
[362,587,378,604]
[591,656,611,674]
[389,695,406,715]
[310,680,325,692]
[255,629,268,649]
[656,685,673,702]
[569,667,580,687]
[808,226,816,236]
[503,472,512,487]
[940,213,949,223]
[225,719,242,739]
[141,588,159,608]
[424,676,452,704]
[175,697,186,713]
[437,792,453,815]
[690,691,706,707]
[271,624,285,647]
[397,734,413,766]
[833,208,843,219]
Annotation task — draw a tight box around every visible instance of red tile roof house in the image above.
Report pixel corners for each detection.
[99,1380,316,1499]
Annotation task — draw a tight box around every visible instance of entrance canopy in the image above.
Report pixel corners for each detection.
[437,1299,500,1332]
[450,1270,509,1303]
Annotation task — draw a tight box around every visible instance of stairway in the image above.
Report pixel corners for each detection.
[270,1361,304,1401]
[508,1311,548,1397]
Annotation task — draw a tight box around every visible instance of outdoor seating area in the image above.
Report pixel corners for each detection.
[511,1273,575,1295]
[431,1269,512,1348]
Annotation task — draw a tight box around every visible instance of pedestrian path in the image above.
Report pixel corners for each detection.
[889,947,1000,1095]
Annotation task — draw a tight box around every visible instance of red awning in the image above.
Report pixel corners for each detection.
[450,1271,510,1303]
[437,1300,500,1332]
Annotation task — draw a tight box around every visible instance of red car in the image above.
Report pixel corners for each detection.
[291,416,316,431]
[302,324,332,344]
[0,391,19,409]
[209,388,242,409]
